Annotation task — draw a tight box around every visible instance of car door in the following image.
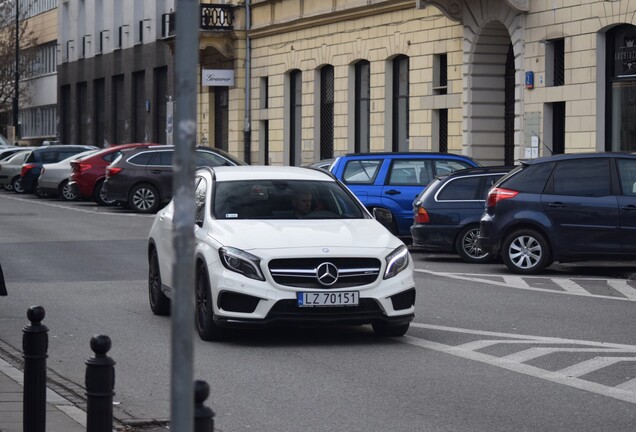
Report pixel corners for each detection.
[541,157,620,255]
[616,158,636,254]
[339,158,384,205]
[145,150,173,200]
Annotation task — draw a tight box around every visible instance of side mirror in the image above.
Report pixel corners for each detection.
[372,207,393,230]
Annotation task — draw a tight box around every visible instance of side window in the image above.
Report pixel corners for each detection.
[617,159,636,196]
[103,151,121,162]
[195,177,207,226]
[438,176,482,201]
[57,151,78,161]
[479,174,506,198]
[500,162,556,193]
[434,159,474,176]
[196,151,232,167]
[159,151,173,166]
[551,158,610,197]
[130,152,155,166]
[41,152,57,163]
[388,159,431,186]
[342,159,381,184]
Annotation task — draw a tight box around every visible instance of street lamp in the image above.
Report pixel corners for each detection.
[13,0,20,140]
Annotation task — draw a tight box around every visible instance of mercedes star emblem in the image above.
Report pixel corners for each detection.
[316,262,339,286]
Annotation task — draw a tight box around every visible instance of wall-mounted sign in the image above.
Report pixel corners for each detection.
[202,69,234,87]
[525,71,534,89]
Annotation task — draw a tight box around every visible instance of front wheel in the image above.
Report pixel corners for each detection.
[502,229,551,274]
[34,182,48,198]
[456,225,493,264]
[128,183,160,213]
[59,180,77,201]
[195,262,228,341]
[148,248,170,316]
[94,180,117,206]
[12,177,25,194]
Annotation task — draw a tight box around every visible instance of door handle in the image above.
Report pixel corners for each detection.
[385,190,401,195]
[622,205,636,211]
[150,170,162,174]
[548,202,566,208]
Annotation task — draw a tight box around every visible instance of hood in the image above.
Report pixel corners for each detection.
[209,218,401,252]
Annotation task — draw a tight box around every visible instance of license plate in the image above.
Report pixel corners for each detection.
[297,291,359,307]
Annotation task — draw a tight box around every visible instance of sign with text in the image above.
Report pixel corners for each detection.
[202,69,234,86]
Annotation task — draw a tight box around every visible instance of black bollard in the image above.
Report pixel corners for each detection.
[194,380,215,432]
[85,335,115,432]
[22,305,48,432]
[0,262,7,296]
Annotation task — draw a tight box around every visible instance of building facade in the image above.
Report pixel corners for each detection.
[57,0,636,165]
[0,0,58,145]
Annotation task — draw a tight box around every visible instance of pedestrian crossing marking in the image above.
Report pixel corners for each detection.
[557,357,636,378]
[402,323,636,404]
[414,269,636,302]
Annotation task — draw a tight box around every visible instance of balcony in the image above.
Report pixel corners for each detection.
[161,4,236,57]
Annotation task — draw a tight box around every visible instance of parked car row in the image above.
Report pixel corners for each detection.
[0,143,247,214]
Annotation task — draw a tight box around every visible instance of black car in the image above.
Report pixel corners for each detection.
[479,152,636,274]
[103,145,246,213]
[19,145,97,195]
[411,166,512,263]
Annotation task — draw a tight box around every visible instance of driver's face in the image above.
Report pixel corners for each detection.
[293,193,312,214]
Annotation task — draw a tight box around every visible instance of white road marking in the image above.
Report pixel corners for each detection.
[401,323,636,404]
[557,357,636,378]
[415,269,636,302]
[502,347,636,363]
[607,280,636,300]
[551,278,589,294]
[503,276,529,288]
[0,194,152,217]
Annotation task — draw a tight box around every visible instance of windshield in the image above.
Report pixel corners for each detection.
[213,180,367,220]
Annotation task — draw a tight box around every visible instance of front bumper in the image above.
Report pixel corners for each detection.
[207,257,416,329]
[478,216,500,255]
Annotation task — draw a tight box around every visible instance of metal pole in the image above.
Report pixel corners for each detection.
[22,306,48,432]
[85,335,115,432]
[243,0,252,164]
[172,0,198,431]
[13,0,20,139]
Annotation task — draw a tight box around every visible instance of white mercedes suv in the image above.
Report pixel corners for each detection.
[147,165,415,340]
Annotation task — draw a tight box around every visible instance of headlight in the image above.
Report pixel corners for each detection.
[384,245,410,279]
[219,247,265,281]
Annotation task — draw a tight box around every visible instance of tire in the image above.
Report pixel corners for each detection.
[195,262,227,341]
[456,225,493,264]
[59,180,77,201]
[148,248,170,316]
[94,180,117,206]
[12,177,25,194]
[128,183,160,213]
[34,182,48,198]
[502,229,551,275]
[3,183,13,192]
[372,322,410,337]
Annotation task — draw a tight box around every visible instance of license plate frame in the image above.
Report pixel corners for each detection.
[296,291,360,307]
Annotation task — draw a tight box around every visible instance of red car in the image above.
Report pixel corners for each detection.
[69,143,160,205]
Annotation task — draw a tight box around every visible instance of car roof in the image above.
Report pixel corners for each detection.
[522,151,636,165]
[31,145,96,152]
[202,165,335,182]
[442,165,514,178]
[339,152,476,159]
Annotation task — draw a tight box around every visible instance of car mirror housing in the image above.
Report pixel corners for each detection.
[372,207,393,229]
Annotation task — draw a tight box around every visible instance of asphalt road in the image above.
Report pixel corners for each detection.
[1,192,635,431]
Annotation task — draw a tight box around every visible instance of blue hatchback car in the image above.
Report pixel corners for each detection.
[329,152,480,237]
[479,152,636,274]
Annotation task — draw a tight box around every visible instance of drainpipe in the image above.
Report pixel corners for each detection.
[243,0,251,164]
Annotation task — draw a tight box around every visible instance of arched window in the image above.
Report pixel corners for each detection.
[320,65,334,160]
[354,61,370,153]
[392,55,409,152]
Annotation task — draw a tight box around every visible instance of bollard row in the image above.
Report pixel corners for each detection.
[21,306,215,432]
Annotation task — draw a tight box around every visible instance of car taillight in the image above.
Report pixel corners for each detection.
[72,162,92,173]
[21,164,36,177]
[106,167,122,177]
[414,207,430,224]
[486,187,519,208]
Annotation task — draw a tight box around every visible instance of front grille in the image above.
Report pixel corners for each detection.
[268,298,382,318]
[269,258,381,288]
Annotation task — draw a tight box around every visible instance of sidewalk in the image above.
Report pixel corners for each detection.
[0,357,85,432]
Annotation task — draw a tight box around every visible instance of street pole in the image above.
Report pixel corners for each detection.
[13,0,20,139]
[171,0,198,431]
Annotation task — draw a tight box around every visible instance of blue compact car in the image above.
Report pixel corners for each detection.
[329,152,480,237]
